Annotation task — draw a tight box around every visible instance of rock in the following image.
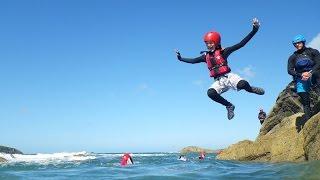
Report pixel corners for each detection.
[302,114,320,161]
[0,145,23,154]
[217,113,307,162]
[74,154,86,157]
[216,140,271,161]
[258,81,320,138]
[216,82,320,162]
[180,146,215,154]
[0,157,7,163]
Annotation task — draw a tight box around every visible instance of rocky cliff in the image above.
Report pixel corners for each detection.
[217,82,320,162]
[0,145,23,154]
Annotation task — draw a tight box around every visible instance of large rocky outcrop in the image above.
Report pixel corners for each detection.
[0,145,23,154]
[259,81,320,137]
[303,114,320,161]
[180,146,215,154]
[216,82,320,162]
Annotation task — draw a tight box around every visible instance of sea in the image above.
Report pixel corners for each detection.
[0,152,319,179]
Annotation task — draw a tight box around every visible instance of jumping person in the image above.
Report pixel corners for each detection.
[287,34,320,119]
[176,18,264,120]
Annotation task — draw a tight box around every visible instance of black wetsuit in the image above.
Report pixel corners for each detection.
[287,47,320,79]
[287,47,320,119]
[178,26,260,107]
[258,111,266,124]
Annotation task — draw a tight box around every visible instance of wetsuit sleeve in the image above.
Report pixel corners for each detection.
[223,26,259,57]
[311,48,320,72]
[179,54,206,64]
[287,54,301,78]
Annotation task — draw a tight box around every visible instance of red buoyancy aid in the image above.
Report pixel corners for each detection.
[205,49,231,78]
[120,153,132,166]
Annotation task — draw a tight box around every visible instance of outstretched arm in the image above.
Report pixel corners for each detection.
[175,49,205,64]
[223,18,260,57]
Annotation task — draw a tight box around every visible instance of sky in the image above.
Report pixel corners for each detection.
[0,0,319,153]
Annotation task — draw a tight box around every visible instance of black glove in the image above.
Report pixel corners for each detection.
[175,50,182,61]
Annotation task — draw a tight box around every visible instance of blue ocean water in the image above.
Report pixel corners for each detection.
[0,152,319,179]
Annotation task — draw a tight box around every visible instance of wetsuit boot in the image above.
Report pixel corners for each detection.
[207,88,235,120]
[226,104,235,120]
[251,86,265,95]
[237,80,265,95]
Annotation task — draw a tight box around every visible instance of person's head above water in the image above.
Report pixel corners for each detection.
[203,31,221,50]
[292,34,306,50]
[120,153,133,166]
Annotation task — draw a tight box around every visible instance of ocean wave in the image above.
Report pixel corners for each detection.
[95,153,172,158]
[0,151,96,164]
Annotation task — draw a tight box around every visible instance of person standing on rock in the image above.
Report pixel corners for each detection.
[175,18,265,120]
[258,108,266,124]
[287,35,320,119]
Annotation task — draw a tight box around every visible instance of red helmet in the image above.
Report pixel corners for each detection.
[203,31,221,45]
[123,153,131,159]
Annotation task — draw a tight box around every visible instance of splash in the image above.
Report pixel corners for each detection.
[0,151,96,164]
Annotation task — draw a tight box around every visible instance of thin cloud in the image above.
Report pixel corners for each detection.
[192,80,204,86]
[135,83,154,95]
[137,83,149,91]
[238,65,255,79]
[308,33,320,50]
[20,107,29,114]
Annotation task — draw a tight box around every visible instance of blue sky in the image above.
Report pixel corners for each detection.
[0,0,319,153]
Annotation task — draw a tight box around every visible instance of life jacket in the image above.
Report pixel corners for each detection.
[294,52,314,73]
[205,49,231,78]
[120,153,133,166]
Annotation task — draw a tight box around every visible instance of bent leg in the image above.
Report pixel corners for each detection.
[207,88,235,120]
[207,88,232,107]
[237,80,265,95]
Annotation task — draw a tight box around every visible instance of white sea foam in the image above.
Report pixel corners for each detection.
[131,153,169,157]
[0,151,96,163]
[97,153,170,158]
[0,152,174,164]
